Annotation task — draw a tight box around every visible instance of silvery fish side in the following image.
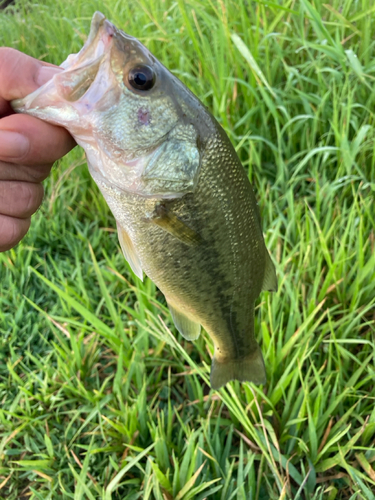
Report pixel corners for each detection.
[12,12,277,389]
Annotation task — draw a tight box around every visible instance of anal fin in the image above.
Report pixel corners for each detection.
[262,251,277,292]
[167,300,201,341]
[117,222,143,281]
[210,344,266,389]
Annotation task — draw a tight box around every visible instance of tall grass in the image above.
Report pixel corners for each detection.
[0,0,374,498]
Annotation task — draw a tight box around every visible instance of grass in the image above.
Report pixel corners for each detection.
[0,0,375,498]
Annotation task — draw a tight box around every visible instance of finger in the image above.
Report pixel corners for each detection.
[0,113,76,166]
[0,49,75,164]
[0,48,61,102]
[0,214,30,252]
[0,98,12,117]
[0,48,60,117]
[0,180,44,218]
[0,159,52,183]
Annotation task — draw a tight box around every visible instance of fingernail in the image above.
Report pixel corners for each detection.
[36,65,62,86]
[0,130,30,159]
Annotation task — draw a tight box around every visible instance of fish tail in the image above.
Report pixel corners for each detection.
[210,344,266,389]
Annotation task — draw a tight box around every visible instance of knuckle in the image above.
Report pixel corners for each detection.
[18,182,44,217]
[26,164,52,183]
[0,181,44,218]
[0,214,30,251]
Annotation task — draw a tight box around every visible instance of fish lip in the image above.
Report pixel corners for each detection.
[87,11,108,45]
[11,79,55,113]
[61,12,117,70]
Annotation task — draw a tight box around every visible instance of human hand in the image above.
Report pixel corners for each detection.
[0,48,75,251]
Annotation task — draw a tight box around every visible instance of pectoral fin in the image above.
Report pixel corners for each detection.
[117,222,143,281]
[261,251,277,292]
[150,204,202,246]
[167,300,201,340]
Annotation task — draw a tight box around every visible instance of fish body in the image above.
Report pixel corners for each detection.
[12,12,277,389]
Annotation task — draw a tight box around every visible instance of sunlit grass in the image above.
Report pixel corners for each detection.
[0,0,375,498]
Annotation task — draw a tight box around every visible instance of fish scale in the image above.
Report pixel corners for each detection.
[12,11,277,389]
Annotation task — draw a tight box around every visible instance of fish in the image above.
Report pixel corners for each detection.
[12,11,277,389]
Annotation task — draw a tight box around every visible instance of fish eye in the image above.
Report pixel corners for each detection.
[128,65,155,91]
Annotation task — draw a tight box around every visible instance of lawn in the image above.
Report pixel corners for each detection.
[0,0,375,498]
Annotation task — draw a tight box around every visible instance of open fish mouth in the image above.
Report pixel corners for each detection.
[12,12,118,113]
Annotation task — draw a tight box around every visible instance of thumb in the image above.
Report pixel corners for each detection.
[0,48,61,102]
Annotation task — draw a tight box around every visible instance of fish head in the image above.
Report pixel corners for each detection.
[13,12,208,196]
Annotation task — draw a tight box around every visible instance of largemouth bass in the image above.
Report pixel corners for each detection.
[12,12,277,389]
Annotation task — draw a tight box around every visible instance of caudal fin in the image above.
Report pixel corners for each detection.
[210,344,266,389]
